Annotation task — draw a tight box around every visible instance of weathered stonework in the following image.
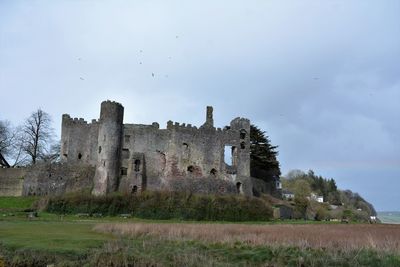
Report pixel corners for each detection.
[0,168,26,196]
[22,163,94,196]
[0,163,94,197]
[61,100,253,196]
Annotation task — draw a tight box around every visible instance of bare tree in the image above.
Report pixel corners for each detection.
[0,121,30,167]
[9,126,30,166]
[41,140,61,163]
[22,109,55,164]
[0,120,12,167]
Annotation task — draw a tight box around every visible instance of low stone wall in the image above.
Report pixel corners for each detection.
[167,176,238,195]
[1,163,257,197]
[22,163,95,196]
[0,168,26,196]
[154,174,254,196]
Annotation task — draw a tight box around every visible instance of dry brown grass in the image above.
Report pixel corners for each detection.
[93,223,400,253]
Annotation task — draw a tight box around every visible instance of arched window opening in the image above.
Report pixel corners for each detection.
[98,146,102,154]
[182,143,189,159]
[210,168,217,176]
[240,142,245,149]
[131,185,138,194]
[224,146,231,165]
[78,153,82,160]
[134,159,141,172]
[236,182,242,194]
[224,145,237,166]
[187,165,194,173]
[240,129,247,139]
[120,167,128,176]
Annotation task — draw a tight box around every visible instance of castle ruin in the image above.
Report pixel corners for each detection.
[60,100,253,196]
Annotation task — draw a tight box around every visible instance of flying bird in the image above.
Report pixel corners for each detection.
[152,73,155,77]
[80,77,84,80]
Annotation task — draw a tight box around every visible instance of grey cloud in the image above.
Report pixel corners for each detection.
[0,0,399,211]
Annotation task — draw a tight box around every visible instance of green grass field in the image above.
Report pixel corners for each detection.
[0,221,110,252]
[1,196,400,267]
[0,196,38,211]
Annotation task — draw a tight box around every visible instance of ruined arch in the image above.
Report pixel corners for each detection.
[240,129,247,139]
[132,185,138,194]
[240,142,245,149]
[236,182,242,194]
[187,165,194,172]
[134,159,141,172]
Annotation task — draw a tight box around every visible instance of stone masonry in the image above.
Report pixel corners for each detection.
[60,100,253,196]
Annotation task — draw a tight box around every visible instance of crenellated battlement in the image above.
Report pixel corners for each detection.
[167,120,199,131]
[99,100,124,123]
[61,100,253,197]
[165,120,226,134]
[103,100,123,108]
[230,117,251,124]
[62,114,99,125]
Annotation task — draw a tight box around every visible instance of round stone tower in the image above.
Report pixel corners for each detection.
[92,100,124,195]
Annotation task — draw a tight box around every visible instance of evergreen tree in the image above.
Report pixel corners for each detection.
[250,125,281,181]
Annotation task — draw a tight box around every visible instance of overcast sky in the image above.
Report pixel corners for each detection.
[1,1,399,211]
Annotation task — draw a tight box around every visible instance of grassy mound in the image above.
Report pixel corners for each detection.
[44,191,273,221]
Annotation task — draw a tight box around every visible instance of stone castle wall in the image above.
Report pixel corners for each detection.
[61,115,99,165]
[92,101,124,195]
[0,168,26,196]
[60,100,253,196]
[116,115,252,195]
[0,100,258,197]
[0,164,94,197]
[22,163,94,196]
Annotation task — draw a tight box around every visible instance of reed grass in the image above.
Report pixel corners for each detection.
[94,222,400,253]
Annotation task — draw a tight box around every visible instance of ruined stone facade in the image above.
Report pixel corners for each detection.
[61,100,253,196]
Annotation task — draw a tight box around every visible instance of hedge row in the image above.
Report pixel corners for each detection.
[45,191,273,221]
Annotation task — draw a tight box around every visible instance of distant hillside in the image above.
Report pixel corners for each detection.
[378,211,400,224]
[281,169,377,222]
